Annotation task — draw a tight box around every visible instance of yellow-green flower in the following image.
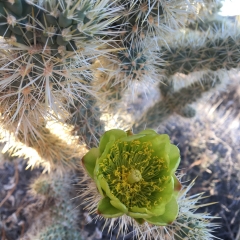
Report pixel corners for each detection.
[82,129,181,226]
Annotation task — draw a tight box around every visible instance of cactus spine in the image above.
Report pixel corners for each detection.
[0,0,237,239]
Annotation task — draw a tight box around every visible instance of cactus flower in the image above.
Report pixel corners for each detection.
[82,129,181,226]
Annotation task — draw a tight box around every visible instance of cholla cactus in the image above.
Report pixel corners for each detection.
[0,122,87,171]
[0,0,223,145]
[133,73,222,131]
[23,171,82,239]
[0,0,237,239]
[68,93,105,148]
[0,0,120,143]
[159,23,240,76]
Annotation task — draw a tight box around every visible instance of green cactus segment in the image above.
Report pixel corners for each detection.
[82,147,100,178]
[116,0,195,41]
[31,173,82,239]
[176,105,196,118]
[69,94,105,148]
[82,129,181,225]
[4,0,23,17]
[133,101,171,132]
[187,16,232,32]
[159,78,174,98]
[133,75,222,131]
[0,50,67,106]
[32,180,51,195]
[0,0,118,51]
[31,173,72,199]
[146,196,179,225]
[174,217,215,240]
[118,43,147,79]
[38,224,82,240]
[168,76,221,108]
[118,1,163,39]
[159,35,240,76]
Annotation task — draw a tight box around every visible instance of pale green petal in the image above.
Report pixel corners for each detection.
[130,206,156,217]
[110,199,128,213]
[146,196,179,226]
[82,148,100,179]
[168,144,181,173]
[95,177,104,196]
[99,129,127,154]
[139,134,170,145]
[147,177,174,216]
[119,134,145,142]
[95,138,121,197]
[95,133,119,180]
[128,211,152,219]
[138,129,158,135]
[96,139,115,170]
[145,203,166,216]
[140,134,171,162]
[97,175,128,213]
[97,197,124,218]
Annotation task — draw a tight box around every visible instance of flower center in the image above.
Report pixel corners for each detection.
[127,169,142,184]
[99,140,170,209]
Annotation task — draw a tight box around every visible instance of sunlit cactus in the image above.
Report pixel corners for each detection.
[68,93,105,148]
[1,123,87,171]
[115,0,202,41]
[0,0,120,143]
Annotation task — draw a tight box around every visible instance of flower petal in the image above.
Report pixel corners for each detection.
[99,129,127,154]
[146,177,174,216]
[82,148,100,179]
[146,196,179,226]
[97,174,128,213]
[129,204,164,218]
[138,129,158,135]
[119,134,146,142]
[128,211,152,219]
[173,174,182,193]
[97,197,124,218]
[168,144,181,173]
[95,138,121,196]
[140,134,171,161]
[139,133,170,145]
[110,199,128,214]
[119,129,158,143]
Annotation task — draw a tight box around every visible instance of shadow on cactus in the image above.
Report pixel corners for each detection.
[68,93,105,148]
[23,171,82,239]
